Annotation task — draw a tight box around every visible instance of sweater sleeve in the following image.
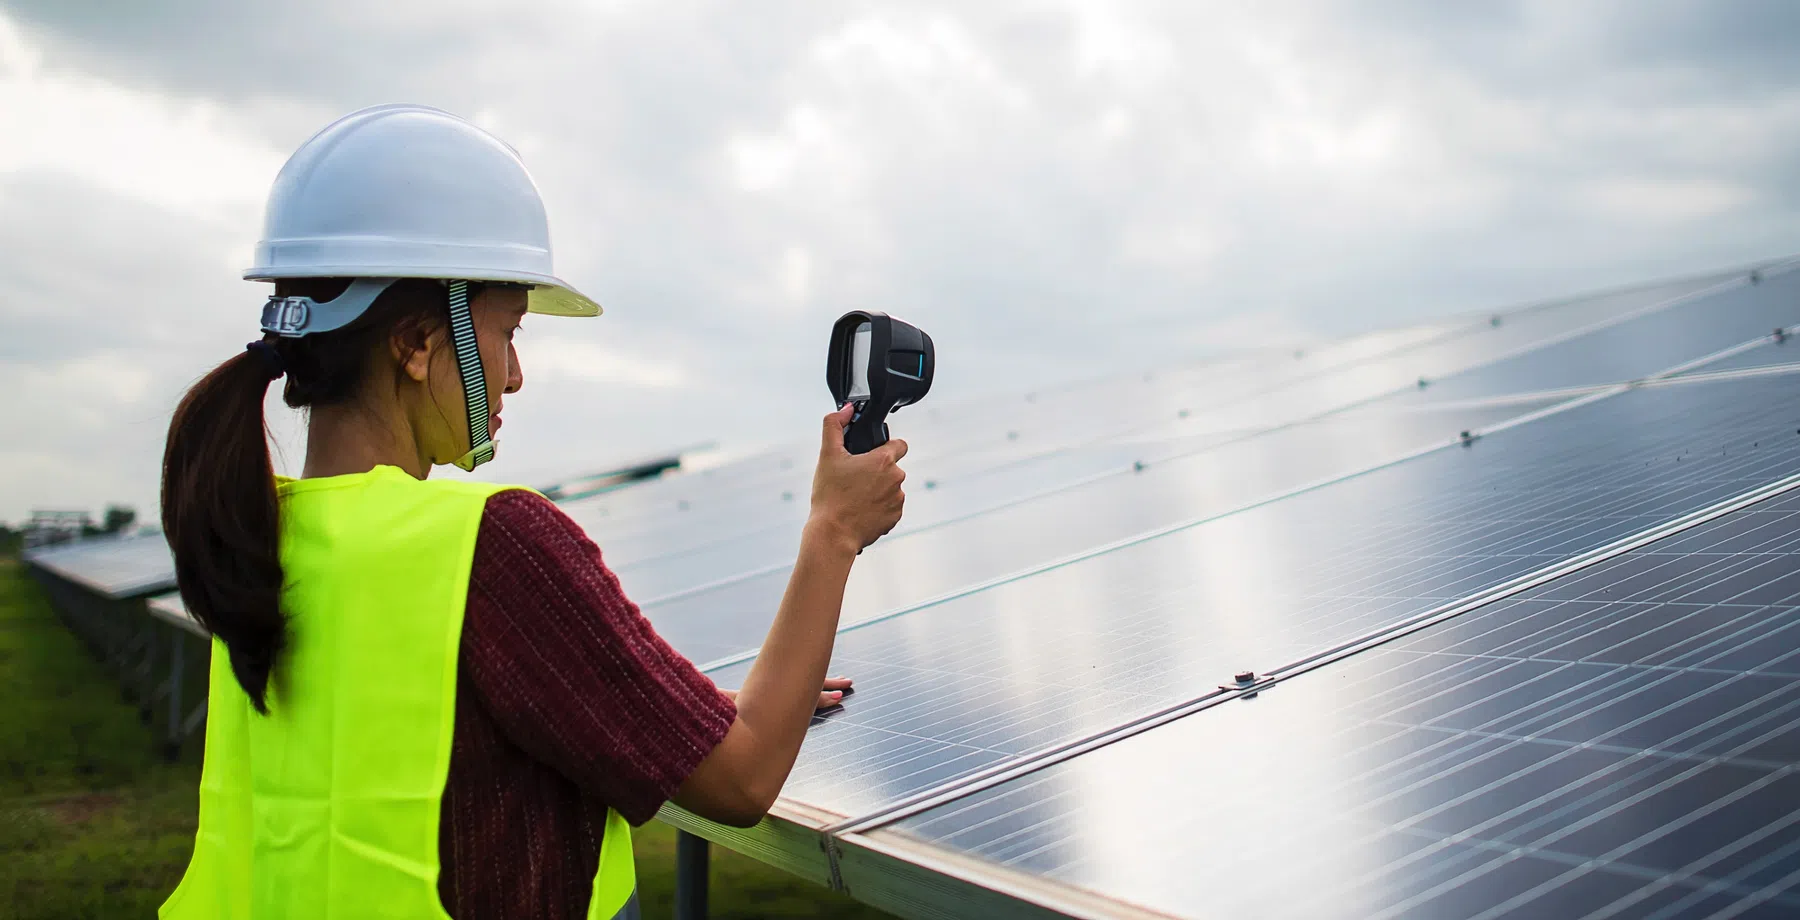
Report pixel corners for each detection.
[460,489,738,825]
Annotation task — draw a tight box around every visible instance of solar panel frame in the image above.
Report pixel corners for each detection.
[146,592,208,638]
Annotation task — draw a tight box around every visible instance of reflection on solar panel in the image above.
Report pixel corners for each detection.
[881,486,1800,919]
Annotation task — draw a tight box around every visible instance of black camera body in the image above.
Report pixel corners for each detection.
[826,311,935,454]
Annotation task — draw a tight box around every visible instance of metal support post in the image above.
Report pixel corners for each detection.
[125,618,158,704]
[164,626,186,761]
[138,621,159,724]
[674,830,710,920]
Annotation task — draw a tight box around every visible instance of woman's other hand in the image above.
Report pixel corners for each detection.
[718,675,852,712]
[809,404,908,552]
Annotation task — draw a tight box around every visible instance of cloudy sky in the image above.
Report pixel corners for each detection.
[1,0,1797,524]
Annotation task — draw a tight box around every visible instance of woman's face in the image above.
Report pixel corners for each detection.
[405,284,529,467]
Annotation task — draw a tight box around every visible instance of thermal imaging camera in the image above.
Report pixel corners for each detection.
[827,311,935,454]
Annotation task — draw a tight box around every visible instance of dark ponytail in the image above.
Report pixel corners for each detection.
[162,344,285,712]
[162,279,452,713]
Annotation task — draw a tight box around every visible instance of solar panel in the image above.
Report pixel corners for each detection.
[575,353,1406,576]
[573,347,1344,558]
[645,398,1561,663]
[608,434,1225,599]
[875,484,1800,919]
[701,372,1800,820]
[559,447,810,537]
[630,265,1789,621]
[561,348,1280,546]
[570,273,1719,561]
[1383,268,1800,404]
[617,275,1751,612]
[586,272,1753,589]
[24,532,176,599]
[931,272,1722,458]
[961,268,1746,456]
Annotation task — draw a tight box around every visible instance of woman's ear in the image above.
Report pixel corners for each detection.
[388,316,438,383]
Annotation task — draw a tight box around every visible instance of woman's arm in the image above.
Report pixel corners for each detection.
[673,405,907,826]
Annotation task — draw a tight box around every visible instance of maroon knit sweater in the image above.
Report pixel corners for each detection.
[437,490,737,918]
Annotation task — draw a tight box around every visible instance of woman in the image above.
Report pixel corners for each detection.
[158,104,906,920]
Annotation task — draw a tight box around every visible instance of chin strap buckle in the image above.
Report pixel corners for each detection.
[261,296,312,337]
[452,439,497,472]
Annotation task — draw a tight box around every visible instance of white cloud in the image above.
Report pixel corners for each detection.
[0,14,281,223]
[2,0,1800,523]
[1581,176,1753,224]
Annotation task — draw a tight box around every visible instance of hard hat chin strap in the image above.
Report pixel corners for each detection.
[446,280,497,471]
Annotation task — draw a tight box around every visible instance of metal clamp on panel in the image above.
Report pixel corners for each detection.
[1217,670,1265,699]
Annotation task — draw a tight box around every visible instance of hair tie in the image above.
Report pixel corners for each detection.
[245,340,286,380]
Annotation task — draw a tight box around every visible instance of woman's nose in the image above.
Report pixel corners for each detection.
[505,341,523,395]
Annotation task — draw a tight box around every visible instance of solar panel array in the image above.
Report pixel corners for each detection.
[28,260,1800,918]
[882,487,1800,919]
[646,262,1800,920]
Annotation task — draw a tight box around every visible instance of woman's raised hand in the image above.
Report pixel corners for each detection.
[809,404,908,552]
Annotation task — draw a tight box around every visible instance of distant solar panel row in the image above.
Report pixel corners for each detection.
[24,532,176,599]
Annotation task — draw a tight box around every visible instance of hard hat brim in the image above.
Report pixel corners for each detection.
[246,265,602,317]
[527,282,603,318]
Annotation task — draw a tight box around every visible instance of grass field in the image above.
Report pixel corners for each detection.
[0,558,895,919]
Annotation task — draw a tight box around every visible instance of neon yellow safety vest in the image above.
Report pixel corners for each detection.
[161,466,637,919]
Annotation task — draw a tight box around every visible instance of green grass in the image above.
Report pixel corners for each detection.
[0,559,894,919]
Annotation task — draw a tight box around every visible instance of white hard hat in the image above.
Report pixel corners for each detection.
[245,103,601,321]
[248,103,599,472]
